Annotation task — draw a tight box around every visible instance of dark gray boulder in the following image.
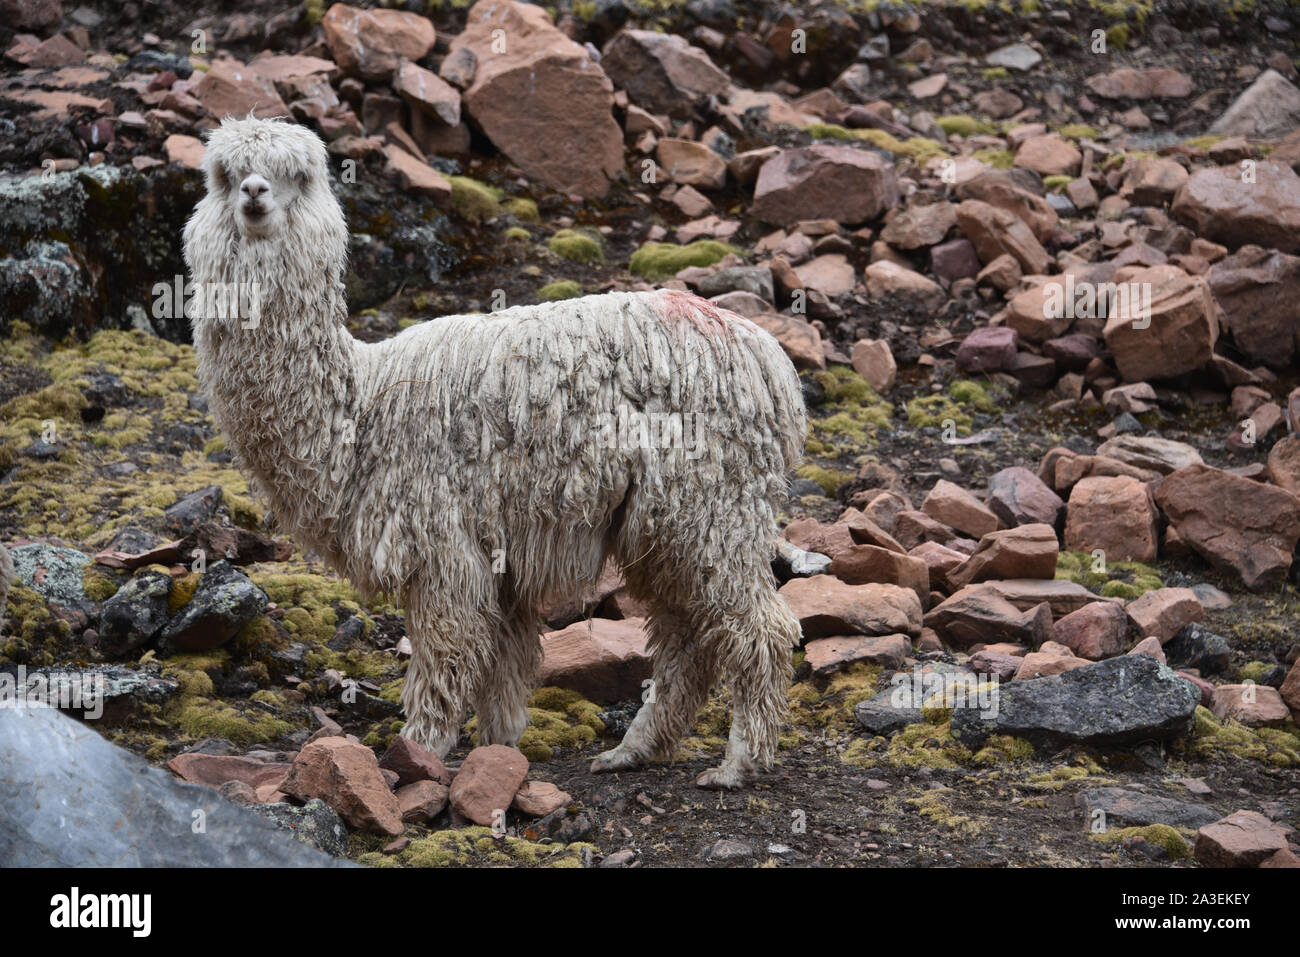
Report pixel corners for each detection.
[950,654,1201,750]
[0,706,353,867]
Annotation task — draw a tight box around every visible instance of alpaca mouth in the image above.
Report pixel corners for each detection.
[242,202,268,219]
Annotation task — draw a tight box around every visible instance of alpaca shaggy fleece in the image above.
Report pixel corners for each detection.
[182,117,806,789]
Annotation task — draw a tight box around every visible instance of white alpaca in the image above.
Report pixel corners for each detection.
[182,117,805,789]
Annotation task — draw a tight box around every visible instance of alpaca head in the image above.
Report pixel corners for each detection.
[184,117,347,302]
[201,116,330,239]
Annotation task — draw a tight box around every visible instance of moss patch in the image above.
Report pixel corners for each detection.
[628,240,740,281]
[547,228,604,264]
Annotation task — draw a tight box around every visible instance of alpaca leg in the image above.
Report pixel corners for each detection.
[590,606,716,773]
[473,607,541,749]
[399,582,494,759]
[694,590,800,790]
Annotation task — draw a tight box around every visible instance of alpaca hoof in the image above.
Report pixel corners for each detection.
[590,746,641,774]
[695,765,747,790]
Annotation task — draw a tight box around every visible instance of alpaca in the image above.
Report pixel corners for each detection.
[0,545,12,630]
[182,117,806,789]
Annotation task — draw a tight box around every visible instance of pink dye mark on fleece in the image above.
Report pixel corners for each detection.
[653,289,736,338]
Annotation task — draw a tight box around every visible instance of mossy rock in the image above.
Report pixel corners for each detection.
[501,197,540,223]
[547,228,603,264]
[936,115,996,137]
[448,176,503,223]
[1090,824,1191,860]
[538,280,581,301]
[906,379,1001,435]
[628,240,739,281]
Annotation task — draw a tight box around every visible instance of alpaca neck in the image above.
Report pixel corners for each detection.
[194,240,361,557]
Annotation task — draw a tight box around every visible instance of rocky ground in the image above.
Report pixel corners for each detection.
[2,0,1300,869]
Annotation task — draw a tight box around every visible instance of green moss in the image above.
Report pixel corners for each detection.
[503,226,531,242]
[907,787,983,836]
[1238,661,1272,683]
[795,464,855,496]
[171,697,294,745]
[805,124,948,162]
[972,734,1035,764]
[448,176,503,223]
[1091,824,1190,859]
[501,197,540,223]
[468,686,605,761]
[1055,550,1163,597]
[82,565,121,602]
[1105,22,1130,49]
[937,115,996,137]
[982,66,1009,80]
[1182,134,1225,151]
[538,280,581,301]
[547,228,604,264]
[787,662,883,732]
[972,147,1014,170]
[1042,175,1072,192]
[628,240,740,281]
[1057,123,1101,141]
[397,826,594,868]
[1186,706,1300,766]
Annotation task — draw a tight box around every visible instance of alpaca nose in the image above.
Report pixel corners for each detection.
[240,175,270,199]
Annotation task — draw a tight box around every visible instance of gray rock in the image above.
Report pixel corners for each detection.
[251,799,349,857]
[1164,622,1232,676]
[98,569,173,656]
[1209,68,1300,140]
[1079,787,1221,830]
[951,654,1201,749]
[0,664,178,722]
[696,265,774,303]
[855,689,922,735]
[0,706,352,866]
[10,543,90,610]
[160,561,267,652]
[985,43,1042,72]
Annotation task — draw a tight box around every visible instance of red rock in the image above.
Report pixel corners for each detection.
[969,649,1023,681]
[1053,600,1130,659]
[880,201,957,249]
[923,584,1053,649]
[657,137,726,188]
[194,59,290,120]
[280,736,404,836]
[1209,68,1300,140]
[1172,162,1300,254]
[828,544,931,608]
[930,237,982,282]
[946,524,1059,589]
[1014,134,1082,177]
[777,577,922,638]
[956,199,1052,275]
[1064,475,1158,562]
[893,509,960,550]
[539,617,650,703]
[448,745,530,827]
[956,170,1058,243]
[1095,436,1203,475]
[322,2,436,81]
[794,254,855,296]
[1208,245,1300,368]
[749,312,824,370]
[393,59,460,126]
[850,338,896,394]
[9,34,84,68]
[1281,659,1300,719]
[600,29,730,118]
[1120,156,1189,206]
[922,480,999,539]
[802,633,910,676]
[1085,67,1194,100]
[397,780,449,822]
[1102,264,1218,382]
[167,753,292,792]
[382,145,452,202]
[987,466,1064,528]
[864,260,945,310]
[782,517,855,559]
[839,508,906,553]
[449,0,622,199]
[1124,587,1202,644]
[909,540,969,591]
[379,735,451,787]
[163,134,204,169]
[1195,810,1290,867]
[511,780,572,817]
[1014,642,1088,680]
[752,145,900,227]
[981,579,1115,618]
[1153,464,1300,590]
[1211,685,1291,727]
[956,327,1019,374]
